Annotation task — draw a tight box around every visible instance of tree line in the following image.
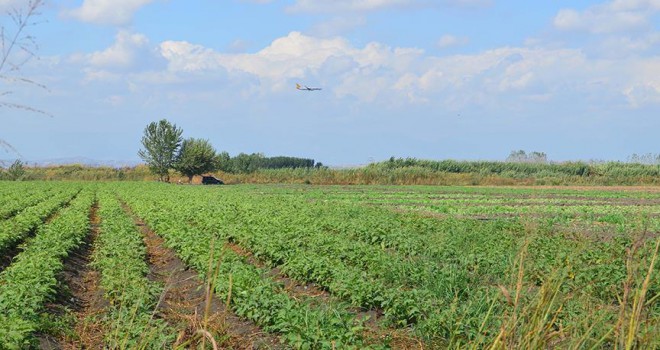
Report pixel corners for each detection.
[138,119,322,182]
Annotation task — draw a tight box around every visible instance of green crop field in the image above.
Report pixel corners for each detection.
[0,181,659,349]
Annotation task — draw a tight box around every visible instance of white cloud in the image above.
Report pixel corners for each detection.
[71,30,166,83]
[159,32,424,97]
[437,34,469,49]
[62,30,660,109]
[286,0,488,13]
[88,31,149,68]
[65,0,155,26]
[599,33,660,54]
[289,0,412,12]
[623,59,660,107]
[554,0,660,33]
[310,16,367,37]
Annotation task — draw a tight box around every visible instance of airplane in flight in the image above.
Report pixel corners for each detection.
[296,83,322,91]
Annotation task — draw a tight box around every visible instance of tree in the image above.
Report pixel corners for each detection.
[174,138,219,183]
[506,150,527,163]
[506,150,548,164]
[138,119,183,182]
[7,159,25,180]
[215,151,231,172]
[231,152,266,173]
[1,0,49,155]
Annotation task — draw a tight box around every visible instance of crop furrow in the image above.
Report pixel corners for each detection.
[133,190,497,332]
[121,193,374,349]
[88,192,173,349]
[43,200,106,349]
[0,190,94,349]
[0,188,56,220]
[121,201,284,349]
[0,188,81,271]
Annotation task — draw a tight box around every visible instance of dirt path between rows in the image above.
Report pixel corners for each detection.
[121,202,282,350]
[0,192,81,273]
[41,201,107,349]
[224,241,423,349]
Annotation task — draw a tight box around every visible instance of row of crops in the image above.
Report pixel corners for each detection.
[0,181,659,348]
[0,184,92,348]
[115,183,660,348]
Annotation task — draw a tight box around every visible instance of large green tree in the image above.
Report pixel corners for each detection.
[174,138,219,182]
[138,119,183,182]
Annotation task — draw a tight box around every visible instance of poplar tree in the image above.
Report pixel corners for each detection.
[138,119,183,182]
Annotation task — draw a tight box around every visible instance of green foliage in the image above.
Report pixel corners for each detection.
[0,186,80,254]
[9,158,660,185]
[628,152,660,165]
[6,160,26,180]
[174,138,219,182]
[91,192,173,348]
[120,185,369,349]
[0,189,94,348]
[115,183,660,348]
[138,119,183,182]
[506,150,548,163]
[218,152,319,174]
[215,151,232,172]
[376,157,590,177]
[16,164,151,181]
[0,182,658,348]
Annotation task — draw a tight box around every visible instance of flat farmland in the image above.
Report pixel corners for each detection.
[1,182,659,349]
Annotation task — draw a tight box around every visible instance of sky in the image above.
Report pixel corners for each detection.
[2,0,659,166]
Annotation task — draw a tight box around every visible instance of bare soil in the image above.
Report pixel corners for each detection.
[0,193,80,272]
[122,202,282,350]
[225,242,331,303]
[40,201,107,350]
[224,241,424,349]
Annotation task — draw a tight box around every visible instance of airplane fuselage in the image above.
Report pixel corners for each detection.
[296,84,322,91]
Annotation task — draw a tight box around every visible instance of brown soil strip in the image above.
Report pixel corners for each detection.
[40,201,107,350]
[120,200,424,348]
[496,185,660,192]
[0,243,24,272]
[391,207,660,222]
[377,200,660,208]
[0,192,81,272]
[224,241,331,303]
[120,202,282,350]
[223,241,424,349]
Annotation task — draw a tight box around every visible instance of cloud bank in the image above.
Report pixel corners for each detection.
[64,30,660,111]
[65,0,156,25]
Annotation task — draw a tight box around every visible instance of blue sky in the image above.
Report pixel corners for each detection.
[2,0,659,165]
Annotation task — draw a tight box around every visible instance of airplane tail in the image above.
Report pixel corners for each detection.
[296,83,302,89]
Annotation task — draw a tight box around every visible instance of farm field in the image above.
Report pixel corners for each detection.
[0,182,659,349]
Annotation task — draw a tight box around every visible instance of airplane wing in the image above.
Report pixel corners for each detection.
[296,83,322,91]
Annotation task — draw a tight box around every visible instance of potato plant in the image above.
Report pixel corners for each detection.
[90,192,172,348]
[0,190,93,348]
[0,187,80,254]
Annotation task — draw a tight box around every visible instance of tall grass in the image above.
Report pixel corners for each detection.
[11,159,660,185]
[449,235,660,349]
